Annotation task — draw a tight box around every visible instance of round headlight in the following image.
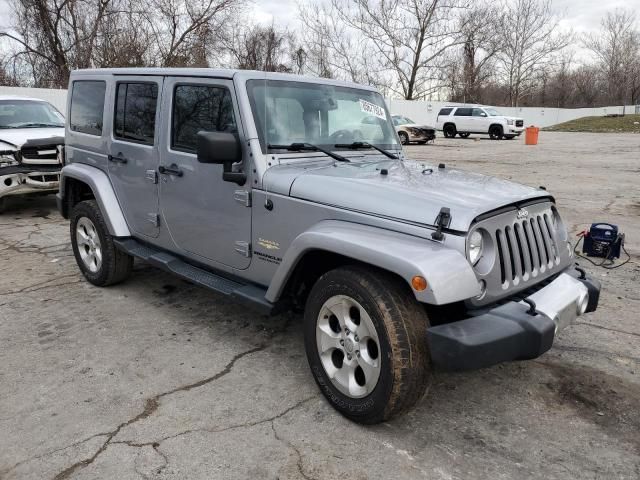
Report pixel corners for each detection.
[468,230,483,265]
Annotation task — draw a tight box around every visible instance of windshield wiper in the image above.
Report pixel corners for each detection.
[13,122,64,128]
[335,142,398,160]
[268,143,350,162]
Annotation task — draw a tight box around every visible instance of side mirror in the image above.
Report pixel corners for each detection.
[196,131,246,185]
[197,131,241,164]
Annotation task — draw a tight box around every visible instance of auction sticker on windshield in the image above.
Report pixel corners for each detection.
[360,99,386,120]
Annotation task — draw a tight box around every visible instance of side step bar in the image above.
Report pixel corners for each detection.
[113,238,276,315]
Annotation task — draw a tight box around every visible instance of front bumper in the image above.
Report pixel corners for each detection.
[408,130,436,142]
[427,266,600,371]
[1,168,61,198]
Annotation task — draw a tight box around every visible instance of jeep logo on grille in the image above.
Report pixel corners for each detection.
[517,209,529,219]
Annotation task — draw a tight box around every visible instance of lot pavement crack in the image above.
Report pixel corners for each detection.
[271,420,318,480]
[0,274,81,297]
[554,345,640,363]
[51,345,267,480]
[574,321,640,338]
[114,395,317,449]
[0,432,112,477]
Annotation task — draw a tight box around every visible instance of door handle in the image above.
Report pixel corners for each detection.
[158,164,183,177]
[108,154,128,164]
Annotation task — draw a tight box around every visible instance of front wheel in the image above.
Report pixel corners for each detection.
[458,132,471,138]
[398,131,409,145]
[70,200,133,286]
[304,265,431,424]
[489,125,504,140]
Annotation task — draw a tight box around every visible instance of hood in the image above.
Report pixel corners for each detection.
[0,127,65,150]
[263,158,551,232]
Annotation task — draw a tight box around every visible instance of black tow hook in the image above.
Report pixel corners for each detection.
[521,298,538,316]
[575,265,587,280]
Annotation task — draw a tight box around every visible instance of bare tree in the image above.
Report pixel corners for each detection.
[328,0,470,100]
[1,0,118,87]
[140,0,241,67]
[495,0,571,106]
[224,23,293,72]
[447,3,501,103]
[584,9,640,107]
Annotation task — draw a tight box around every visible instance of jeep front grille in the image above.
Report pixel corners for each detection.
[494,213,559,287]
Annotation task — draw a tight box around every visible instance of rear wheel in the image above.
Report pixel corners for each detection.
[458,132,471,138]
[443,124,457,138]
[398,131,409,145]
[489,125,503,140]
[70,200,133,286]
[304,265,431,424]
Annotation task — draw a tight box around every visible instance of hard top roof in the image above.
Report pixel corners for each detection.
[70,68,378,92]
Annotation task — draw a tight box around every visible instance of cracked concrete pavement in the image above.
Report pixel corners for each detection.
[0,132,639,479]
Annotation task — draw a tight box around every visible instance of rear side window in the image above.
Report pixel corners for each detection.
[70,81,106,135]
[454,108,472,116]
[438,108,452,116]
[472,108,487,117]
[171,85,237,153]
[114,83,158,145]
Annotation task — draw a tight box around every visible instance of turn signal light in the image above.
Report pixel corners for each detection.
[411,276,428,291]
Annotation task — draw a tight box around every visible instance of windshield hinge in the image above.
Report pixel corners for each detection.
[233,190,251,207]
[234,241,251,257]
[431,207,451,241]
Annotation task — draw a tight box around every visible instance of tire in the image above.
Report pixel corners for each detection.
[0,197,7,214]
[443,124,457,138]
[489,125,503,140]
[70,200,133,286]
[458,132,471,138]
[304,265,431,424]
[398,131,409,145]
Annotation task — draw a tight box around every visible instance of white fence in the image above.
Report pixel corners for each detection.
[0,85,637,128]
[387,99,639,128]
[0,86,68,112]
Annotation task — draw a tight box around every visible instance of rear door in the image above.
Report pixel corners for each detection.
[453,107,472,131]
[107,76,163,238]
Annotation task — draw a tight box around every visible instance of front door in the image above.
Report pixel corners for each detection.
[158,77,252,270]
[107,77,163,238]
[471,108,490,133]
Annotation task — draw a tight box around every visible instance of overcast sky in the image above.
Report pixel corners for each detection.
[1,0,639,45]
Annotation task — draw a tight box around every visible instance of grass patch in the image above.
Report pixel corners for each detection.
[544,114,640,133]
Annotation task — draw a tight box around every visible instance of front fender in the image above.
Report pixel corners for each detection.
[57,163,130,237]
[265,220,481,305]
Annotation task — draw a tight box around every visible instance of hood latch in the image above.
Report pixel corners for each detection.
[431,207,451,241]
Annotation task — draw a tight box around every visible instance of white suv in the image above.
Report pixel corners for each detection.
[435,105,524,140]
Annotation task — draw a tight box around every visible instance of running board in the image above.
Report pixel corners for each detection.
[113,238,276,315]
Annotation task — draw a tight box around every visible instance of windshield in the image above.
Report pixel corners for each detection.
[246,79,399,153]
[484,108,501,117]
[395,116,414,124]
[0,100,64,128]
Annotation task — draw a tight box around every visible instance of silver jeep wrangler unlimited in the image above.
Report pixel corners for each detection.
[58,68,600,424]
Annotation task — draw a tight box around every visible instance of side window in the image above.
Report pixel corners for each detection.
[70,80,106,135]
[454,108,471,116]
[114,83,158,145]
[472,108,487,117]
[438,108,452,116]
[172,84,237,153]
